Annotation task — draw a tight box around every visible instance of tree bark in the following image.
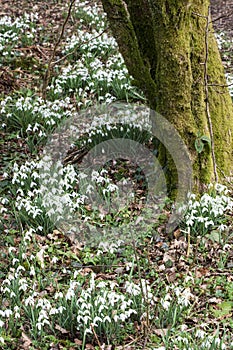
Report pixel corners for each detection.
[101,0,233,192]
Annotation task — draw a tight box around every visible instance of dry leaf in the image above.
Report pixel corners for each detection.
[209,297,223,304]
[166,271,176,283]
[158,264,166,271]
[173,228,181,239]
[153,328,169,337]
[55,324,69,334]
[74,339,82,346]
[21,332,32,348]
[195,268,209,278]
[163,252,173,263]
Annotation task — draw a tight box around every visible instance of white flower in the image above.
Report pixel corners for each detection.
[12,258,19,265]
[51,256,58,263]
[65,288,75,300]
[98,304,107,313]
[29,265,35,276]
[103,315,111,323]
[4,309,13,317]
[161,299,170,310]
[57,306,65,313]
[24,296,35,307]
[84,327,92,335]
[92,316,102,326]
[97,281,106,288]
[54,292,63,299]
[15,312,20,319]
[125,281,141,296]
[196,329,205,339]
[118,313,127,321]
[36,322,43,331]
[2,279,10,286]
[83,315,91,325]
[19,280,28,292]
[8,247,16,253]
[17,265,25,273]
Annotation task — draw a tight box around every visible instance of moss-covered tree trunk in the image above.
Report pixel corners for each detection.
[101,0,233,192]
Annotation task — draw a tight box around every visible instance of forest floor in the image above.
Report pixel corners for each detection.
[0,1,233,350]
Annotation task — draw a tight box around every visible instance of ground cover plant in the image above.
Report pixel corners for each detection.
[0,1,233,349]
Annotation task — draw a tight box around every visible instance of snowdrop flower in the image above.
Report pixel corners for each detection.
[51,256,58,264]
[103,315,111,323]
[15,311,20,319]
[92,316,102,326]
[57,306,65,313]
[83,315,91,325]
[24,296,35,307]
[4,309,13,317]
[196,329,205,339]
[160,299,170,310]
[84,327,92,335]
[12,258,19,265]
[65,288,75,300]
[16,265,25,273]
[29,266,35,276]
[36,322,43,331]
[97,281,106,288]
[178,288,194,307]
[1,287,10,294]
[19,279,28,292]
[125,281,141,296]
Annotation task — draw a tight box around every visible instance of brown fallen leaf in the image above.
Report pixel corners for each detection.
[21,332,32,349]
[153,328,169,337]
[74,339,82,346]
[166,271,177,283]
[173,228,181,239]
[208,297,223,304]
[195,267,209,278]
[100,344,112,350]
[55,324,69,334]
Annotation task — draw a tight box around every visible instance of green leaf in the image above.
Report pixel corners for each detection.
[212,301,233,318]
[195,138,204,153]
[207,230,221,243]
[200,135,211,146]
